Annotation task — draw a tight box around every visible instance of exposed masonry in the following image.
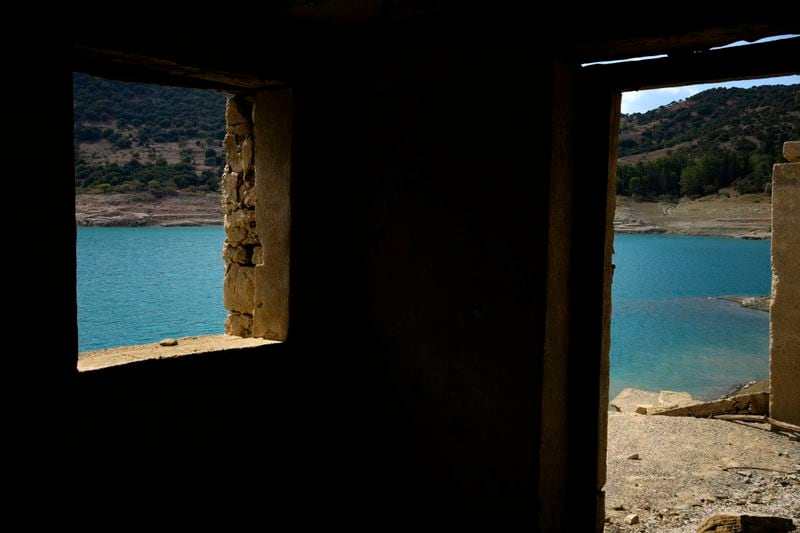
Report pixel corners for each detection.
[222,96,260,337]
[220,90,292,341]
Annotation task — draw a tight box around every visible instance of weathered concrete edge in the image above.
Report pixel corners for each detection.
[649,391,769,418]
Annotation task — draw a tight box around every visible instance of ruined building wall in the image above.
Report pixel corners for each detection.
[770,140,800,426]
[222,96,260,337]
[221,92,291,340]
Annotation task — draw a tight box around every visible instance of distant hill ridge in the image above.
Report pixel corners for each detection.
[72,75,799,199]
[617,83,799,197]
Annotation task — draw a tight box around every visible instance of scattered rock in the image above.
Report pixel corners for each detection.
[717,296,771,313]
[159,338,178,346]
[610,388,660,413]
[624,513,640,525]
[612,504,625,511]
[652,391,769,418]
[628,453,641,460]
[610,387,702,414]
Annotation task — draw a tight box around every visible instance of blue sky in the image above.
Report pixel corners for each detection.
[616,34,799,114]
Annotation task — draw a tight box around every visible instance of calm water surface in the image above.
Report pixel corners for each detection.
[77,226,225,351]
[77,228,770,400]
[611,233,771,400]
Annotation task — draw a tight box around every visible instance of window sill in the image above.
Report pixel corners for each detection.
[78,334,278,372]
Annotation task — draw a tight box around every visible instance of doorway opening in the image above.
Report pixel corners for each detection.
[603,75,800,530]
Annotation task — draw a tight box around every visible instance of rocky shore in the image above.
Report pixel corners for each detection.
[717,295,771,313]
[76,190,772,235]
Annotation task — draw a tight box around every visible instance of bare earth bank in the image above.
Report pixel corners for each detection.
[615,190,771,239]
[76,192,222,227]
[76,190,770,237]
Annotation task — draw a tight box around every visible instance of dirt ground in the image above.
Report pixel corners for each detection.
[604,412,800,532]
[614,190,772,239]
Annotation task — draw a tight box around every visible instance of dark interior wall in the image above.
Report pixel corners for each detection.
[348,28,553,525]
[14,15,605,529]
[13,7,795,527]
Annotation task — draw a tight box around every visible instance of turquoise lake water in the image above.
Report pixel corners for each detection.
[77,228,771,400]
[610,233,771,401]
[77,226,226,351]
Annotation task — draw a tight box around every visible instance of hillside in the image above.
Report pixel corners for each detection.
[73,72,228,197]
[73,76,798,230]
[617,84,799,197]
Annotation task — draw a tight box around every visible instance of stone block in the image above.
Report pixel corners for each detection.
[241,182,257,208]
[223,263,254,313]
[223,244,248,265]
[224,312,253,337]
[610,388,659,413]
[251,245,263,265]
[224,134,243,174]
[651,392,769,418]
[226,98,252,137]
[659,390,700,409]
[224,209,257,245]
[240,135,254,173]
[222,171,239,204]
[784,141,800,162]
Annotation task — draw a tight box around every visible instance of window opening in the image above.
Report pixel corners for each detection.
[74,73,283,370]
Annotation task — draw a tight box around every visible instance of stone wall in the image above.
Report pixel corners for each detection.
[222,96,260,337]
[221,92,291,341]
[770,140,800,426]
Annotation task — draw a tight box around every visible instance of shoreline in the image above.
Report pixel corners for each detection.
[76,191,772,235]
[614,192,772,240]
[716,295,771,312]
[75,191,222,227]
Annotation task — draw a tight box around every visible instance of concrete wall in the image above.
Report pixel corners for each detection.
[770,141,800,426]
